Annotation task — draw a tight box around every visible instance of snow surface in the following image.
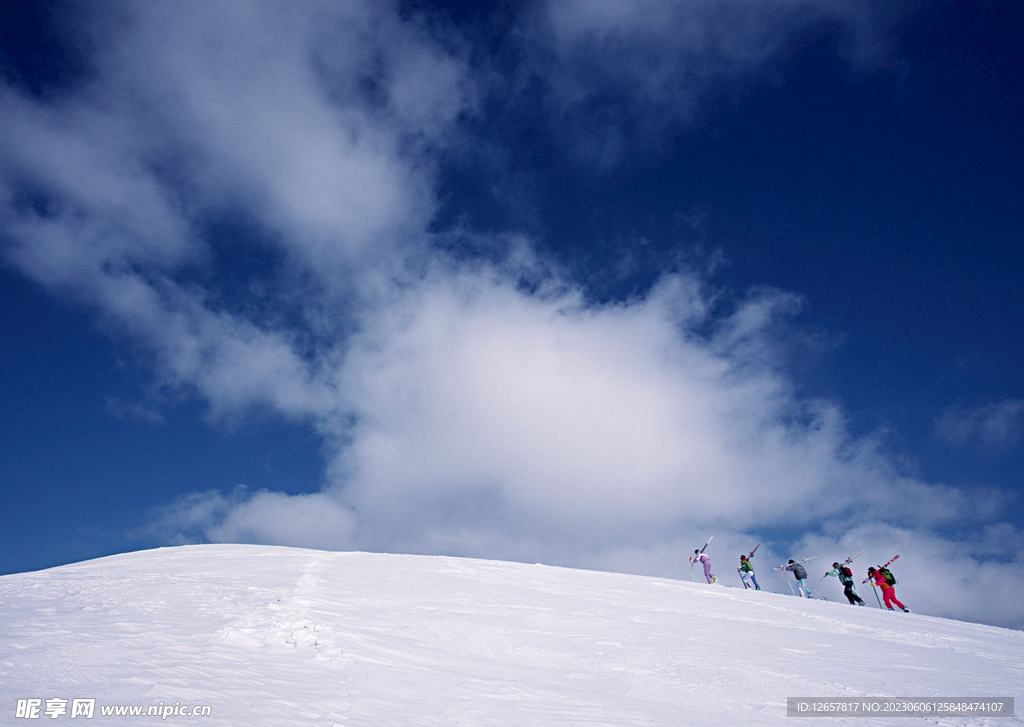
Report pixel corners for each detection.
[1,544,1020,726]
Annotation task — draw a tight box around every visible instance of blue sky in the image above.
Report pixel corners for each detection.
[1,0,1021,627]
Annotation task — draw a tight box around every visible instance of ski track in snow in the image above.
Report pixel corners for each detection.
[0,544,1020,726]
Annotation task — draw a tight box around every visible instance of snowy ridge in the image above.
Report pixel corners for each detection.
[1,544,1021,726]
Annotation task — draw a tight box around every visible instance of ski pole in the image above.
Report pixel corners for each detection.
[775,564,796,595]
[870,582,883,608]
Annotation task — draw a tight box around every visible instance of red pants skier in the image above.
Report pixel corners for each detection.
[869,567,909,612]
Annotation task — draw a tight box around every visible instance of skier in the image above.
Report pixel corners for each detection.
[868,566,909,612]
[785,559,814,598]
[739,554,760,590]
[825,562,864,605]
[692,549,716,584]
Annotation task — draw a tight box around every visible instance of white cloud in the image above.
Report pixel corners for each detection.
[0,0,470,299]
[0,89,200,287]
[0,0,473,415]
[145,488,356,552]
[207,490,357,551]
[334,271,841,540]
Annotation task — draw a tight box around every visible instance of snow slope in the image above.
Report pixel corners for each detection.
[1,545,1020,726]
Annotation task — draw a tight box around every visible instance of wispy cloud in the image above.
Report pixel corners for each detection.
[937,400,1024,450]
[519,0,901,165]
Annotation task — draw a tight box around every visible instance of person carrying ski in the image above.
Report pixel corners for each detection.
[739,554,760,590]
[785,559,814,598]
[825,562,864,605]
[868,566,909,612]
[692,550,716,584]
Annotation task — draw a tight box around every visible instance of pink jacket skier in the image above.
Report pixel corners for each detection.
[869,567,909,612]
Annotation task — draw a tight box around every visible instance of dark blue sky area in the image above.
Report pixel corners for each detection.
[1,0,1021,577]
[0,268,325,573]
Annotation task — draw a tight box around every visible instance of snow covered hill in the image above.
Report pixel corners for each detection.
[1,545,1020,726]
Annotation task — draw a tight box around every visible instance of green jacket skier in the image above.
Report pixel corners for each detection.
[825,562,865,605]
[738,554,761,590]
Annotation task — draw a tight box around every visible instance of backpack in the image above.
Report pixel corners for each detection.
[841,566,853,578]
[879,567,896,586]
